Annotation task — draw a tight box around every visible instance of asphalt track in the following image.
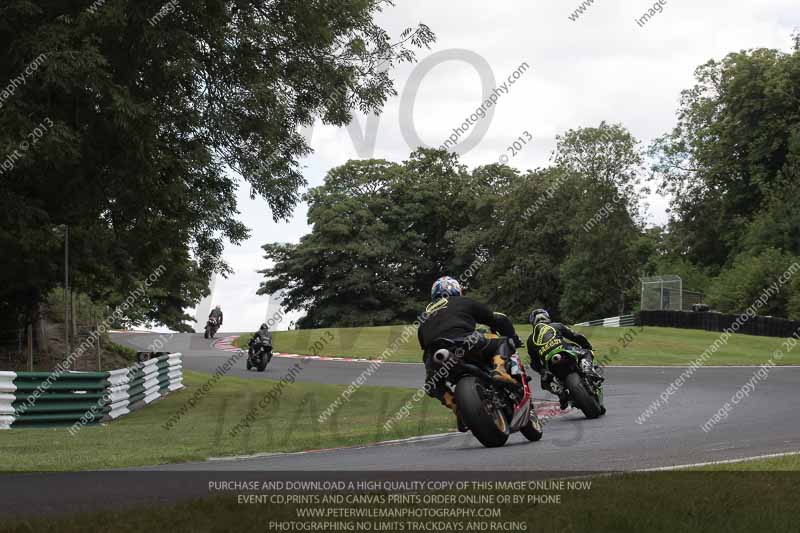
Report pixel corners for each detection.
[111,331,800,472]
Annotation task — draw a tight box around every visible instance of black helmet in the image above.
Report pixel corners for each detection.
[529,309,551,325]
[260,323,269,330]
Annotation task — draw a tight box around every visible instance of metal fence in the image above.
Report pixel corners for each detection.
[641,275,705,312]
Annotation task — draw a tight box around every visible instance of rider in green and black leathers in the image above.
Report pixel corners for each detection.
[526,309,600,411]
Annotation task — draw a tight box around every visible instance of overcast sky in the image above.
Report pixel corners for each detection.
[189,0,799,333]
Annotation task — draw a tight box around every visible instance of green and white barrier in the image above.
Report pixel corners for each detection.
[0,354,183,429]
[107,353,183,420]
[575,315,637,328]
[0,371,15,429]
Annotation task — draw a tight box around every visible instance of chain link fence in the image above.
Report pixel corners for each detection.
[641,275,705,312]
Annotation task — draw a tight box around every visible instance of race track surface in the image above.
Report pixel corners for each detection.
[111,332,800,472]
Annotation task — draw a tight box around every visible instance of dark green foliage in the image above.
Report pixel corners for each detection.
[260,126,648,326]
[650,39,800,318]
[0,0,433,330]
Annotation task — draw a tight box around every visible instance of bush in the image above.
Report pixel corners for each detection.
[706,249,800,318]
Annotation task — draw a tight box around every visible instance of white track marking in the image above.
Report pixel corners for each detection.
[637,450,800,471]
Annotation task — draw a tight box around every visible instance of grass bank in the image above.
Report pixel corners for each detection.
[236,325,798,366]
[0,370,452,472]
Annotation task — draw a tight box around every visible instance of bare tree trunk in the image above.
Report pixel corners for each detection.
[34,302,48,355]
[71,291,78,340]
[27,324,33,371]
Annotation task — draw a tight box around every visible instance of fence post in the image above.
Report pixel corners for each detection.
[27,325,33,372]
[96,313,101,371]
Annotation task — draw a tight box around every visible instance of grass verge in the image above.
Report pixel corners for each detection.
[236,324,798,366]
[0,370,453,472]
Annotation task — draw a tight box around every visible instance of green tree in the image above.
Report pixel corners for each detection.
[706,249,799,316]
[0,0,434,332]
[650,40,800,269]
[259,149,475,328]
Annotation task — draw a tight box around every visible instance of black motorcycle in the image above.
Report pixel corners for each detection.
[428,337,543,448]
[545,347,605,419]
[247,336,273,372]
[204,316,220,339]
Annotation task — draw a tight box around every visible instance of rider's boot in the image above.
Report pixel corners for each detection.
[558,392,569,410]
[442,391,468,432]
[491,355,518,386]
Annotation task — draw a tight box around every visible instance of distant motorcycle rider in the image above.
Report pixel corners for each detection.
[249,323,272,350]
[208,305,223,326]
[526,308,598,410]
[418,276,523,431]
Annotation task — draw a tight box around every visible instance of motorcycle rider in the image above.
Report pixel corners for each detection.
[418,276,523,431]
[248,323,272,352]
[208,305,223,326]
[526,308,604,412]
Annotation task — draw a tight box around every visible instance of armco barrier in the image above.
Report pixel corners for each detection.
[0,353,183,430]
[575,315,637,328]
[637,311,800,338]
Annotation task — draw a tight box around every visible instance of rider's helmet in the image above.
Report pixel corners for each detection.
[529,308,551,326]
[431,276,462,300]
[260,323,269,331]
[215,305,221,310]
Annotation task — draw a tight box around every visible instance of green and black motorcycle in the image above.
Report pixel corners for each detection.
[545,347,605,419]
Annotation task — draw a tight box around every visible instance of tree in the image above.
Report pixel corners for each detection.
[650,42,800,269]
[259,149,475,328]
[0,0,434,331]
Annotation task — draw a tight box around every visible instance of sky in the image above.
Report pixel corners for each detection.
[188,0,799,333]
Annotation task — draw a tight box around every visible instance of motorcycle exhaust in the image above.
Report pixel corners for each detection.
[432,349,452,366]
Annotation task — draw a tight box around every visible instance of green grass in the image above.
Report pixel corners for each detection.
[0,371,453,472]
[236,325,798,366]
[5,473,800,532]
[692,453,800,471]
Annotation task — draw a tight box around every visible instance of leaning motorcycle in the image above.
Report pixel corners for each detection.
[545,347,605,419]
[204,316,220,339]
[428,336,543,448]
[247,336,273,372]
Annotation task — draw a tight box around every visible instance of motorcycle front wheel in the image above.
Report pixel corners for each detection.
[565,372,602,419]
[455,376,509,448]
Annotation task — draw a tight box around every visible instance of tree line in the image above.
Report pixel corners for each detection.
[260,35,800,327]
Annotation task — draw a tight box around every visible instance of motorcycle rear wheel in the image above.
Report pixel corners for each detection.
[566,372,602,419]
[455,376,509,448]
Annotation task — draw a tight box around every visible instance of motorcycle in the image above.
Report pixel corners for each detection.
[545,347,605,419]
[204,316,220,339]
[428,336,543,448]
[246,335,273,372]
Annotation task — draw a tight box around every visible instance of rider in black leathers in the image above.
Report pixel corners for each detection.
[208,305,223,326]
[249,323,272,351]
[419,276,523,431]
